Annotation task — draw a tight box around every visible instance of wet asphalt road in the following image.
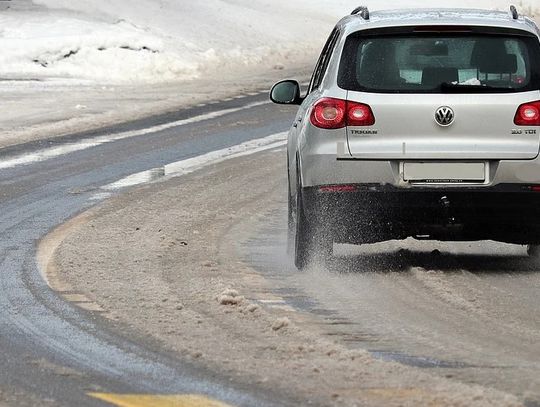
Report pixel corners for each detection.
[0,93,299,406]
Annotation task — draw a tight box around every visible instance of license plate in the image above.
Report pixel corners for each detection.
[403,162,485,183]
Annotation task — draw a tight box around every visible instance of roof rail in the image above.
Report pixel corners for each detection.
[351,6,370,20]
[510,5,519,20]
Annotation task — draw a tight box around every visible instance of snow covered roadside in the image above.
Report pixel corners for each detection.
[0,0,323,149]
[1,0,538,149]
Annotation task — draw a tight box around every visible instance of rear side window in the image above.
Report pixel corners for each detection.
[338,31,540,93]
[308,28,341,93]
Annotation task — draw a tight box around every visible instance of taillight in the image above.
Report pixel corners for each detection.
[310,98,346,129]
[347,101,376,126]
[310,98,375,129]
[515,101,540,126]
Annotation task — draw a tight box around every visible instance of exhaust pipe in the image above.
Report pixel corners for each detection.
[439,195,456,225]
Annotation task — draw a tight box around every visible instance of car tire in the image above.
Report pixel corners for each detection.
[294,180,333,270]
[287,179,295,255]
[294,187,312,269]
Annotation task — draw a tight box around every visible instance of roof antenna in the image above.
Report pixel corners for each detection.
[351,6,370,20]
[510,5,519,20]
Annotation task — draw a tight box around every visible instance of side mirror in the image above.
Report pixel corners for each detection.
[270,80,303,105]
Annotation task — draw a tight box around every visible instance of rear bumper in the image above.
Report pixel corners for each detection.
[302,184,540,244]
[300,156,540,188]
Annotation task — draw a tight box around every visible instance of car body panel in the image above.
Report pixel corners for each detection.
[345,90,540,160]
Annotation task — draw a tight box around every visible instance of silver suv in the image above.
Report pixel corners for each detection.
[270,6,540,269]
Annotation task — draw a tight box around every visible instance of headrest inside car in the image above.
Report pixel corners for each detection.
[478,53,518,74]
[471,39,518,73]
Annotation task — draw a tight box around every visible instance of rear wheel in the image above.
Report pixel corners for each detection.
[294,188,311,269]
[287,179,295,255]
[294,182,333,270]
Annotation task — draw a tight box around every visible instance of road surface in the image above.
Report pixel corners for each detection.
[0,92,297,406]
[1,87,540,406]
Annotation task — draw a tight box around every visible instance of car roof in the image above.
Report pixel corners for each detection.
[337,8,540,37]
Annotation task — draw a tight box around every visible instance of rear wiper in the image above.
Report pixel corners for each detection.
[440,82,513,93]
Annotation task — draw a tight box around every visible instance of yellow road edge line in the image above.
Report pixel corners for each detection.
[88,393,235,407]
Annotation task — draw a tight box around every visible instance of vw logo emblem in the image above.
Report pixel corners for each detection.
[435,106,455,127]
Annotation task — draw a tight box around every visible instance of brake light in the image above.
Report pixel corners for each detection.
[310,98,375,129]
[310,98,346,129]
[515,101,540,126]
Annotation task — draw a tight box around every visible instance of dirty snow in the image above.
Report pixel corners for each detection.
[217,288,245,306]
[271,317,291,331]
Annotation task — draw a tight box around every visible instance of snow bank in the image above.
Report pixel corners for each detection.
[0,14,200,82]
[1,0,538,84]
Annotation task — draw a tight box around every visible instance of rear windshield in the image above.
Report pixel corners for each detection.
[338,31,540,93]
